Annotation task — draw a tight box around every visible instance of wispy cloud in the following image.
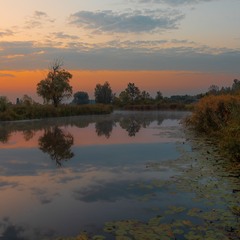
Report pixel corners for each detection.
[51,32,79,40]
[0,40,239,73]
[0,41,37,55]
[25,11,55,29]
[69,9,184,33]
[131,0,216,6]
[0,29,14,37]
[0,73,15,78]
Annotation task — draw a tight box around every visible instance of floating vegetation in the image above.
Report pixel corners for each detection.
[50,123,240,240]
[99,129,240,240]
[54,233,106,240]
[101,205,239,240]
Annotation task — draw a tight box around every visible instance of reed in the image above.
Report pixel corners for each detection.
[186,94,240,161]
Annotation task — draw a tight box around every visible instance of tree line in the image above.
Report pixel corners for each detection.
[35,60,240,108]
[36,60,164,106]
[0,60,239,119]
[34,60,194,108]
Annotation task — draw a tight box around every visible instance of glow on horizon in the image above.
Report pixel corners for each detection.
[0,0,240,99]
[0,70,236,103]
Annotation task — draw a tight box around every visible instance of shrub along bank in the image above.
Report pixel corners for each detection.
[0,104,113,121]
[186,94,240,162]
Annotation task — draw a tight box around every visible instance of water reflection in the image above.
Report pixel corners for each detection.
[0,218,55,240]
[0,219,25,240]
[0,111,191,239]
[23,129,35,141]
[0,128,10,143]
[38,126,74,166]
[0,111,189,167]
[0,111,186,144]
[119,117,141,136]
[95,120,115,138]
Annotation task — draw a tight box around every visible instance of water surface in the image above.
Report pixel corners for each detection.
[0,111,239,240]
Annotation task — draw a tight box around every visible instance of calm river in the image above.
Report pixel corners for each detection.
[0,111,239,240]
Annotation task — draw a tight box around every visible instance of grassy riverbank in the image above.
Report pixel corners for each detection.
[0,104,113,121]
[186,94,240,162]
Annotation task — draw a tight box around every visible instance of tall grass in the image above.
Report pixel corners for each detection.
[186,95,240,161]
[0,104,113,121]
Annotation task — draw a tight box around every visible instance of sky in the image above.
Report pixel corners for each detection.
[0,0,240,102]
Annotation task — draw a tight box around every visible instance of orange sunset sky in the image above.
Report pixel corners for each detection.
[1,0,240,102]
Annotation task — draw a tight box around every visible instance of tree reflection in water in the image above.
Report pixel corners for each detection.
[0,128,10,143]
[0,112,179,144]
[119,117,141,136]
[38,126,74,167]
[95,120,116,138]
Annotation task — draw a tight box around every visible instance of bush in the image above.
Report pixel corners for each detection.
[186,94,240,161]
[0,104,113,121]
[186,95,240,133]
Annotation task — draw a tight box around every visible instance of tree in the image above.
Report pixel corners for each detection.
[21,94,35,106]
[232,79,240,94]
[118,91,131,106]
[140,90,152,103]
[0,96,11,112]
[36,60,73,107]
[155,91,163,101]
[119,83,141,105]
[208,85,219,95]
[126,83,141,104]
[94,81,113,104]
[72,91,89,104]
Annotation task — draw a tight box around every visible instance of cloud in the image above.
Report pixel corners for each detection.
[51,32,79,40]
[25,11,55,29]
[34,10,48,18]
[0,40,239,73]
[69,9,184,33]
[0,180,19,189]
[30,187,53,205]
[73,180,153,202]
[0,73,15,77]
[0,41,38,56]
[133,0,216,6]
[0,29,14,37]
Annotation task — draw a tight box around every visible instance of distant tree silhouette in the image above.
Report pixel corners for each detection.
[208,85,219,95]
[20,94,35,106]
[72,91,89,104]
[155,91,163,101]
[232,79,240,93]
[94,81,113,104]
[140,90,152,103]
[36,60,72,107]
[118,83,141,105]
